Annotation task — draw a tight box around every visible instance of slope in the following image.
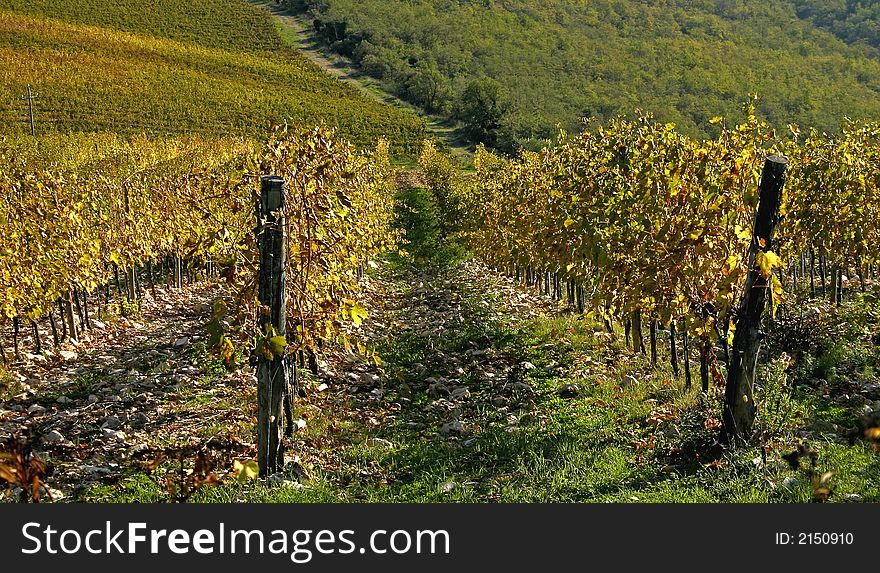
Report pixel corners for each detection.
[286,0,880,150]
[0,0,426,156]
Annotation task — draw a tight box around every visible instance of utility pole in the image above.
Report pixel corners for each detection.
[20,84,38,136]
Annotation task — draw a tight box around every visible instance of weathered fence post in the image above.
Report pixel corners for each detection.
[256,175,289,477]
[682,318,691,388]
[722,155,787,444]
[63,289,78,342]
[174,256,183,289]
[669,320,679,377]
[631,310,644,354]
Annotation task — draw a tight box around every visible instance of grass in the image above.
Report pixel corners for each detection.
[0,1,426,156]
[34,370,106,407]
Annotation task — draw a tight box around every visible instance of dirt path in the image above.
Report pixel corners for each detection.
[0,246,559,501]
[0,282,255,500]
[247,0,473,163]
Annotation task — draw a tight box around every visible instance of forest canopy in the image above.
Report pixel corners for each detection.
[279,0,880,152]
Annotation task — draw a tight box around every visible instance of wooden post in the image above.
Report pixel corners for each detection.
[13,316,20,360]
[57,300,67,340]
[20,84,38,137]
[63,289,79,342]
[700,340,710,393]
[649,319,657,366]
[174,255,183,289]
[682,318,691,389]
[148,259,158,298]
[631,310,644,354]
[809,249,815,298]
[836,268,843,306]
[256,175,289,477]
[722,155,787,444]
[127,266,137,301]
[48,310,60,346]
[669,320,680,377]
[114,264,122,294]
[30,320,42,354]
[81,287,91,330]
[73,286,86,328]
[828,266,838,304]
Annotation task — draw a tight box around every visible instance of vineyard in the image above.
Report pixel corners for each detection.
[0,125,397,357]
[0,100,879,502]
[423,105,880,361]
[417,101,880,456]
[0,3,426,155]
[0,0,878,508]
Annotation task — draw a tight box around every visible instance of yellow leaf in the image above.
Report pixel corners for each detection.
[218,337,234,362]
[234,460,259,482]
[756,250,780,279]
[725,255,739,270]
[349,303,368,327]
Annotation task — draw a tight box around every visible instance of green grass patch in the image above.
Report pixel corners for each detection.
[35,370,106,406]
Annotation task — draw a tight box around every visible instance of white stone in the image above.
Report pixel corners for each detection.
[439,481,457,493]
[368,438,394,449]
[450,387,471,400]
[780,477,800,490]
[44,430,65,444]
[102,429,126,440]
[440,420,464,435]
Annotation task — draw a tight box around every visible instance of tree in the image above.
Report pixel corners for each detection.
[454,77,509,147]
[404,64,451,113]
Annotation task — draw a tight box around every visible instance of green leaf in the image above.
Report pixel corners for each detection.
[268,336,288,359]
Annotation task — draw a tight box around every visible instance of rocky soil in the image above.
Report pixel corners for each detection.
[0,282,256,500]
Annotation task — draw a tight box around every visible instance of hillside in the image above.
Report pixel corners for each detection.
[0,0,426,155]
[793,0,880,49]
[285,0,880,151]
